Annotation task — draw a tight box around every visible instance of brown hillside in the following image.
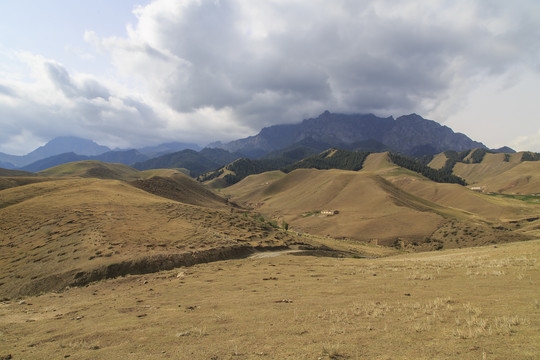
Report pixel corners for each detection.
[453,153,521,184]
[227,169,451,245]
[427,152,448,170]
[387,174,538,222]
[37,160,141,180]
[0,177,55,191]
[361,152,396,173]
[478,161,540,194]
[0,168,35,177]
[130,173,230,208]
[226,168,533,250]
[0,178,302,298]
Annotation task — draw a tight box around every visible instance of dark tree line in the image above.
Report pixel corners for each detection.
[282,149,371,173]
[388,152,467,185]
[521,152,540,162]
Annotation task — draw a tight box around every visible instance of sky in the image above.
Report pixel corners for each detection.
[0,0,539,155]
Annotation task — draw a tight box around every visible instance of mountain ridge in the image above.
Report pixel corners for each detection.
[218,111,488,158]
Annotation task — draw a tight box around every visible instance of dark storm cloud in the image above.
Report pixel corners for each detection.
[103,0,538,133]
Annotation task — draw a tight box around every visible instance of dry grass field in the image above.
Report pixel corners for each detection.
[1,157,539,359]
[1,240,538,359]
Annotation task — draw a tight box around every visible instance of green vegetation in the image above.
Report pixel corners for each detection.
[486,193,540,205]
[198,147,319,186]
[388,153,467,185]
[441,150,471,173]
[521,151,540,162]
[221,158,290,186]
[302,210,321,217]
[417,154,435,166]
[282,149,371,173]
[469,148,494,164]
[134,148,240,177]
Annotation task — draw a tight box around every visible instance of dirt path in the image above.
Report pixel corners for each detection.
[248,249,304,259]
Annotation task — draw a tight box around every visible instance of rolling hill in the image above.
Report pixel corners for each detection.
[37,160,142,180]
[224,152,539,250]
[0,175,305,299]
[427,149,540,194]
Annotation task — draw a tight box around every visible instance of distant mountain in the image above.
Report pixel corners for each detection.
[492,146,516,153]
[20,149,149,172]
[20,152,88,172]
[0,161,16,170]
[94,149,148,165]
[30,136,110,158]
[133,148,240,177]
[137,142,202,157]
[0,136,110,168]
[218,111,487,158]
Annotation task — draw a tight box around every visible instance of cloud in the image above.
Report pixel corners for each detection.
[1,0,540,154]
[0,83,17,98]
[45,62,110,100]
[90,0,539,129]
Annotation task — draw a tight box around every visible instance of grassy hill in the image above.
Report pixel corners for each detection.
[130,173,232,208]
[425,149,540,195]
[0,168,35,177]
[224,160,538,249]
[0,176,308,299]
[201,149,466,189]
[447,151,540,194]
[38,160,142,180]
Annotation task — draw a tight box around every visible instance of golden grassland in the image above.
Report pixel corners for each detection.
[0,177,304,299]
[224,159,539,248]
[428,151,540,195]
[1,240,538,359]
[1,157,540,359]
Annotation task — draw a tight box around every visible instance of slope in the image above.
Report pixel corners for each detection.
[479,161,540,194]
[226,168,454,246]
[0,177,302,299]
[452,152,523,185]
[362,152,540,239]
[226,160,534,250]
[130,173,231,208]
[37,160,141,180]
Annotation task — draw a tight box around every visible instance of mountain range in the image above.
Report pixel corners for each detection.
[216,112,491,158]
[0,136,201,170]
[0,112,515,173]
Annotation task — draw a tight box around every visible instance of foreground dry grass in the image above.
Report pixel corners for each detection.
[1,240,538,359]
